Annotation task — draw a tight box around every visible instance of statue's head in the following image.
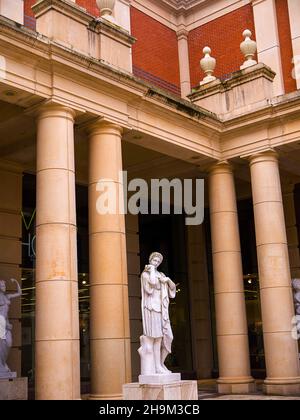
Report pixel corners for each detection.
[149,252,163,268]
[0,280,6,293]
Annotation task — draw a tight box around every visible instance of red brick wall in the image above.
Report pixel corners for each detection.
[188,5,256,88]
[130,7,181,95]
[275,0,296,94]
[76,0,99,16]
[24,0,35,17]
[24,0,36,29]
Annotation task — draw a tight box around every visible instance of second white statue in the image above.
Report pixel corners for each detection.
[138,252,181,384]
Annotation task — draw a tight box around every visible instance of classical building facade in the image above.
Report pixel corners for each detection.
[0,0,300,399]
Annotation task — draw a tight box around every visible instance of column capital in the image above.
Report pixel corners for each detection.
[26,101,76,121]
[208,160,233,175]
[86,118,123,136]
[242,149,278,166]
[177,28,189,40]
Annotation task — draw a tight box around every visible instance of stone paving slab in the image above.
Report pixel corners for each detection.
[200,394,300,400]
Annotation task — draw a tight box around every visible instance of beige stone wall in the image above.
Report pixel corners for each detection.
[186,224,213,379]
[0,163,22,376]
[126,214,142,381]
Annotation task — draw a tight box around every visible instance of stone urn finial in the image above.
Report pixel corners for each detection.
[96,0,116,24]
[240,29,257,70]
[200,47,216,85]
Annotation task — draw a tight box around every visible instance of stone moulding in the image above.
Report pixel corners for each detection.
[89,18,136,46]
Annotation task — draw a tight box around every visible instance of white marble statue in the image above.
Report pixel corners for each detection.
[138,252,177,380]
[292,279,300,336]
[0,279,22,378]
[292,279,300,313]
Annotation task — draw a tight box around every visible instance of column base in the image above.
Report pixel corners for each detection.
[217,377,256,394]
[264,378,300,396]
[89,393,123,400]
[123,380,198,400]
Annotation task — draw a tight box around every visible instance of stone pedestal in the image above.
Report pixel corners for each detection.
[0,377,28,400]
[0,371,17,379]
[123,380,198,400]
[139,373,181,385]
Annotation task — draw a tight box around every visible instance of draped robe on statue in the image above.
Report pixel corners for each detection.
[141,270,176,358]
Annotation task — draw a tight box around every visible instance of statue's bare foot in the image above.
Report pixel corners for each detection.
[156,366,166,374]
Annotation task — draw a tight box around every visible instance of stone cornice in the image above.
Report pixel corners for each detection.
[0,15,219,128]
[222,91,300,133]
[1,13,300,163]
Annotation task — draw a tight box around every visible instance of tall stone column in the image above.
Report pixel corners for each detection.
[35,104,80,400]
[209,161,255,394]
[187,224,213,379]
[283,183,300,278]
[88,120,131,400]
[249,150,300,395]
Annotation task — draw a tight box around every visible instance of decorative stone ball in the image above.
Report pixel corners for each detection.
[240,29,257,60]
[200,47,216,76]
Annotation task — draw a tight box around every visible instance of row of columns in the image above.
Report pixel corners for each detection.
[35,104,131,400]
[209,152,300,396]
[34,103,300,399]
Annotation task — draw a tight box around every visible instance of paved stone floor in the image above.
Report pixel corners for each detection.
[197,379,300,400]
[199,392,300,400]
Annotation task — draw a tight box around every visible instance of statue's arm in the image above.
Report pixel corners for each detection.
[141,272,153,295]
[6,279,22,300]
